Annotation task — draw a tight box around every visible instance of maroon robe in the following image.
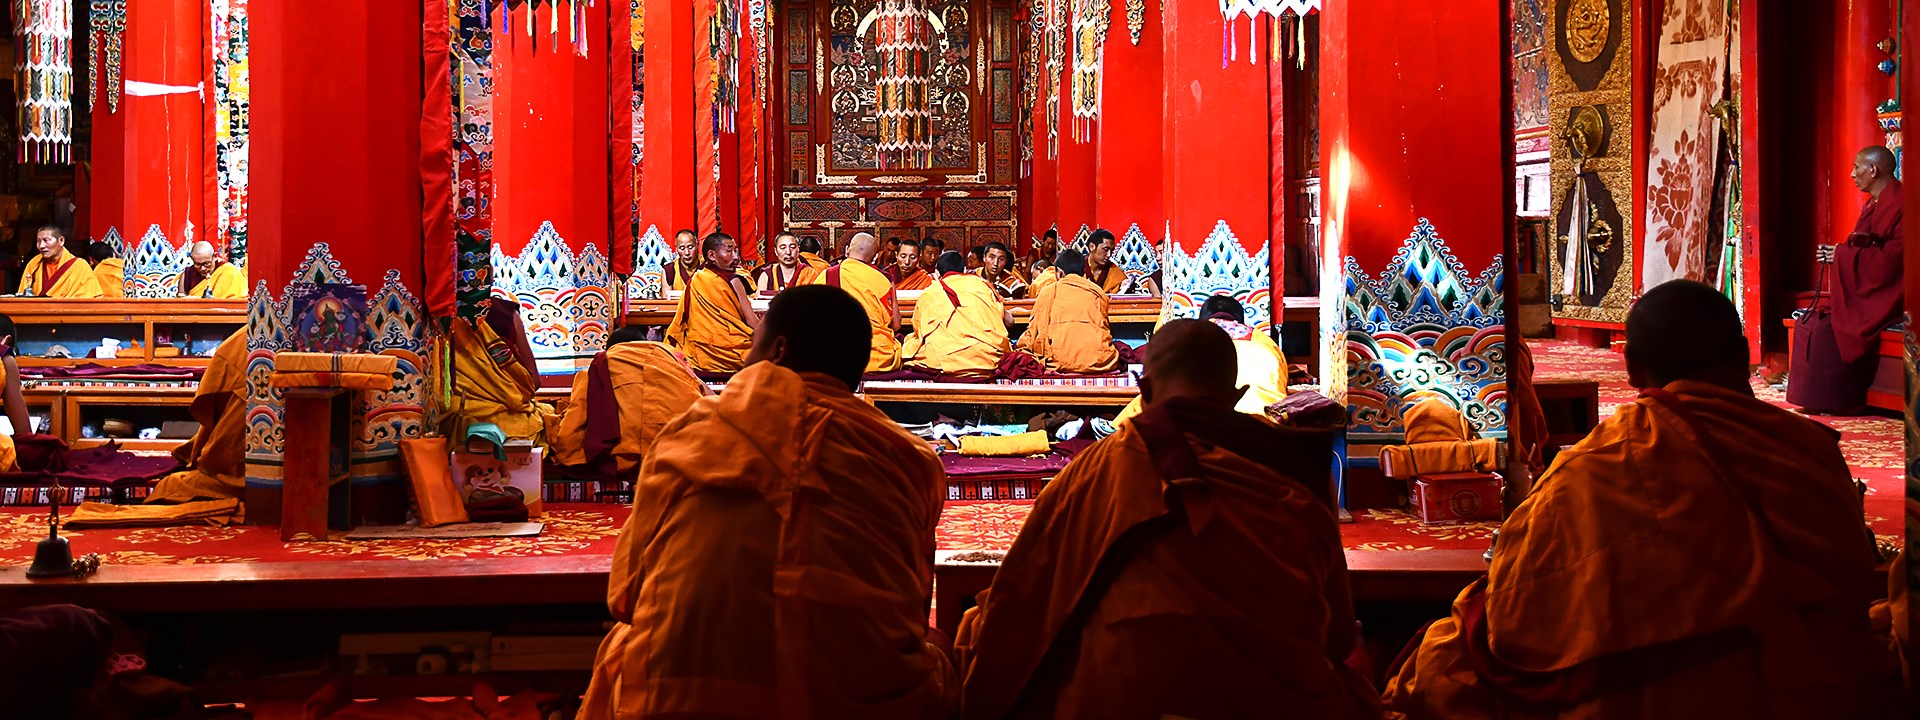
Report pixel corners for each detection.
[1831,180,1905,364]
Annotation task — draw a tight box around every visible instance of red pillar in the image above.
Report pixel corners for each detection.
[492,2,610,258]
[1160,1,1269,260]
[640,0,698,240]
[1093,0,1164,242]
[90,0,202,257]
[1054,32,1096,243]
[1832,0,1895,251]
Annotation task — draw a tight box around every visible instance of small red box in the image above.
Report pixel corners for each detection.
[1411,472,1503,524]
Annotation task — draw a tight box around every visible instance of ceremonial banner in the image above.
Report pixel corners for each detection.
[1640,0,1728,289]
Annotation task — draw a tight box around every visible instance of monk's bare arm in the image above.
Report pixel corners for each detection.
[756,271,775,295]
[1002,308,1016,328]
[888,289,902,331]
[3,356,28,435]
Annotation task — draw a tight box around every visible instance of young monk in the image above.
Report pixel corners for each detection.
[902,251,1013,378]
[1016,249,1119,373]
[663,232,760,373]
[753,231,804,295]
[580,285,956,719]
[958,319,1376,719]
[547,326,709,482]
[884,239,933,291]
[1382,280,1902,718]
[975,241,1027,299]
[1083,228,1127,295]
[1117,293,1288,424]
[806,231,902,373]
[663,228,700,291]
[919,237,946,273]
[794,235,832,284]
[87,241,123,299]
[17,225,102,298]
[1018,228,1058,282]
[179,241,247,299]
[147,328,248,503]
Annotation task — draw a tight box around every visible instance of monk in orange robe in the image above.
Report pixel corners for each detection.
[547,326,710,481]
[1382,280,1901,718]
[662,229,700,292]
[1083,227,1127,295]
[17,226,102,298]
[581,285,955,719]
[87,241,123,298]
[663,231,760,373]
[1016,249,1120,373]
[902,251,1012,378]
[1017,228,1058,282]
[806,231,902,373]
[147,328,248,503]
[178,241,247,299]
[794,235,832,285]
[957,319,1377,719]
[884,238,933,291]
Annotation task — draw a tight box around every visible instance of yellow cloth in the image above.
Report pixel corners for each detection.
[268,372,392,391]
[957,430,1052,457]
[664,267,756,373]
[450,316,551,442]
[1377,439,1501,479]
[1017,273,1119,373]
[269,351,400,390]
[185,262,248,299]
[1026,266,1060,299]
[148,329,249,503]
[0,433,16,473]
[66,498,242,528]
[807,258,903,373]
[1403,398,1473,444]
[18,249,103,298]
[579,362,955,718]
[548,341,709,478]
[902,273,1010,378]
[93,258,124,298]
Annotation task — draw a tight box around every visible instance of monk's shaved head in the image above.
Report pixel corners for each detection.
[1141,319,1243,407]
[748,285,871,391]
[606,325,648,348]
[848,232,880,263]
[1625,280,1749,391]
[1859,146,1897,175]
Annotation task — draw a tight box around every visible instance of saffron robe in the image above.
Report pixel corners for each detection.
[451,302,551,442]
[548,341,708,479]
[147,329,249,503]
[579,362,955,719]
[1086,263,1127,295]
[957,398,1376,719]
[794,252,831,285]
[664,259,700,292]
[18,249,102,298]
[1016,274,1120,373]
[886,265,933,291]
[974,267,1026,299]
[664,267,757,373]
[1026,267,1059,299]
[1209,317,1289,412]
[1381,380,1901,719]
[92,258,123,298]
[902,273,1010,378]
[808,259,904,373]
[181,261,248,299]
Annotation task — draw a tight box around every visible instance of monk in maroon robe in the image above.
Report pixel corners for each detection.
[1796,146,1904,414]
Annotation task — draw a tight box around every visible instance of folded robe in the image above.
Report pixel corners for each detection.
[1015,273,1119,374]
[271,351,399,390]
[65,497,242,528]
[1377,439,1501,479]
[957,431,1052,458]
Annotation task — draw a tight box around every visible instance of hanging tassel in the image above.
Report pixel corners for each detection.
[1247,14,1256,65]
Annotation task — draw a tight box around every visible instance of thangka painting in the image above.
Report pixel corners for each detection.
[1547,0,1635,325]
[826,0,975,171]
[1512,0,1549,133]
[1640,0,1729,289]
[288,283,370,355]
[1343,219,1506,436]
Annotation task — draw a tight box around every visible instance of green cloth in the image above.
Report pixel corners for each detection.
[464,422,507,460]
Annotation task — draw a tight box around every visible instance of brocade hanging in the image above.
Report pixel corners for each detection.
[1218,0,1317,67]
[711,0,740,135]
[87,0,125,113]
[868,0,934,167]
[15,0,72,164]
[453,0,499,319]
[1067,0,1108,142]
[211,0,250,264]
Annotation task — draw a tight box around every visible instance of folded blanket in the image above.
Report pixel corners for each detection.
[273,352,399,375]
[65,497,242,528]
[958,430,1053,458]
[1378,439,1500,479]
[270,371,394,391]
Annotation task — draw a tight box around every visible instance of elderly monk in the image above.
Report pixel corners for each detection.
[806,231,903,373]
[1793,145,1905,415]
[17,225,101,298]
[885,239,933,291]
[975,241,1027,299]
[753,231,805,295]
[451,299,551,441]
[179,241,247,299]
[794,235,832,284]
[1382,280,1901,718]
[87,241,123,298]
[664,231,761,373]
[903,251,1013,378]
[958,319,1377,720]
[147,328,248,503]
[1016,249,1120,374]
[581,285,955,719]
[548,326,710,481]
[1083,228,1127,295]
[663,228,700,292]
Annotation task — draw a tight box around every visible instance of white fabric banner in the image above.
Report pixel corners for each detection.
[1641,0,1730,289]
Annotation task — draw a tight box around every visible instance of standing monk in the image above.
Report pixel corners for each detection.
[663,229,700,292]
[17,225,102,298]
[806,232,903,373]
[902,251,1013,378]
[179,241,248,299]
[1382,280,1901,718]
[1792,145,1905,415]
[885,239,933,291]
[1083,228,1127,295]
[147,329,248,503]
[753,232,805,296]
[794,235,832,284]
[581,286,956,719]
[958,320,1376,720]
[547,326,710,482]
[88,241,123,298]
[1016,249,1120,374]
[663,232,760,373]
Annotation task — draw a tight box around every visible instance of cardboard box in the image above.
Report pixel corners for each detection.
[1412,472,1502,524]
[451,447,544,518]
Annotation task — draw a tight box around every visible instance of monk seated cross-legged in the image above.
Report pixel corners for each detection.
[1114,293,1289,425]
[17,225,102,298]
[663,231,761,374]
[581,285,956,719]
[1015,248,1120,374]
[902,251,1013,378]
[1382,280,1902,718]
[547,326,710,483]
[806,231,904,374]
[179,241,248,299]
[794,235,832,285]
[956,319,1378,719]
[885,238,933,291]
[147,328,248,504]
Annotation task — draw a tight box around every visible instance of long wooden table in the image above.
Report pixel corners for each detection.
[0,298,247,369]
[626,294,1322,328]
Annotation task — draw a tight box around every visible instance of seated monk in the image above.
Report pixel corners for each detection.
[975,241,1027,299]
[806,231,903,373]
[919,237,946,274]
[957,319,1377,719]
[1114,294,1287,425]
[548,326,709,481]
[663,231,760,373]
[87,241,123,299]
[1017,228,1058,283]
[179,241,247,299]
[1083,228,1127,295]
[451,298,552,442]
[902,251,1013,378]
[0,314,31,468]
[884,238,933,291]
[663,229,700,292]
[580,285,955,718]
[147,328,248,503]
[794,235,832,284]
[17,225,102,298]
[1382,280,1902,718]
[753,231,805,295]
[1015,249,1119,374]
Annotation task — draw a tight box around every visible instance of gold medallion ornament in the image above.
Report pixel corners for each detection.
[1565,0,1610,63]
